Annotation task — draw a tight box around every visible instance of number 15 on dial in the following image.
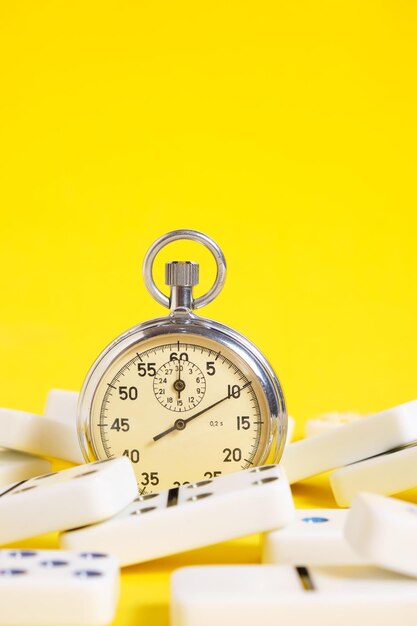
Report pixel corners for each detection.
[78,231,287,493]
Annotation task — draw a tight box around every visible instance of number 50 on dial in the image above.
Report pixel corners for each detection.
[77,231,287,492]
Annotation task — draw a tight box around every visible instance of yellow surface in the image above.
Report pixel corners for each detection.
[1,1,417,624]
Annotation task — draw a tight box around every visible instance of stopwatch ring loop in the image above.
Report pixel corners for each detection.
[142,229,227,310]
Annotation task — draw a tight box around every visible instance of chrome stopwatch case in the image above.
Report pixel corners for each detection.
[77,230,287,493]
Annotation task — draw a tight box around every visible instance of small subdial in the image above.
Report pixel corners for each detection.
[153,359,206,411]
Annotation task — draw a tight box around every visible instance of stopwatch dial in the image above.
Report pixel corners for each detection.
[153,360,206,411]
[90,336,271,493]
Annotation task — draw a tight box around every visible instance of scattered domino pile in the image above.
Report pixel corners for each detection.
[283,399,417,504]
[1,390,417,625]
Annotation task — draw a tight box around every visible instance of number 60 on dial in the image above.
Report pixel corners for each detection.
[77,231,287,493]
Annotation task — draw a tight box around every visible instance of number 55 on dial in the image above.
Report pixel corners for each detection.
[77,231,287,492]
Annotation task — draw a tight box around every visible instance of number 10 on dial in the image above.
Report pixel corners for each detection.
[77,231,287,493]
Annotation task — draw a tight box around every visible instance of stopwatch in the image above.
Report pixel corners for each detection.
[77,230,287,493]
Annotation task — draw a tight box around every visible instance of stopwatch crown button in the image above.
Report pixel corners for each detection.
[165,261,199,287]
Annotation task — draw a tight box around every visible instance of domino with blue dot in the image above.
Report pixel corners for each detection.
[262,508,366,565]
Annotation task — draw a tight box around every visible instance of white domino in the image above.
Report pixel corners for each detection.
[171,565,417,626]
[0,457,138,545]
[281,399,417,483]
[61,465,295,566]
[44,389,83,464]
[345,492,417,578]
[44,389,79,424]
[330,443,417,507]
[0,449,51,487]
[0,407,84,464]
[286,416,295,442]
[304,412,364,437]
[262,508,366,565]
[0,549,119,626]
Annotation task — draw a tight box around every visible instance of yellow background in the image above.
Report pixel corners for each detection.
[1,1,417,624]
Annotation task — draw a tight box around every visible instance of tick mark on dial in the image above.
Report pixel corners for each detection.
[97,342,265,487]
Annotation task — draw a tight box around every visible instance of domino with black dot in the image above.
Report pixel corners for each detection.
[171,564,417,626]
[0,457,138,545]
[61,465,295,566]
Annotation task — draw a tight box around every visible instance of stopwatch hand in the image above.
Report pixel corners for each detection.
[152,381,252,442]
[152,423,179,441]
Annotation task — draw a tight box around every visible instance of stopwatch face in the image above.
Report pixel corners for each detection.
[87,333,273,493]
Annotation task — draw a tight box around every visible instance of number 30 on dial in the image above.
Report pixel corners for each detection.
[77,231,286,492]
[85,336,273,493]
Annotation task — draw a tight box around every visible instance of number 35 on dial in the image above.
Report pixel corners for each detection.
[85,336,278,493]
[77,231,286,493]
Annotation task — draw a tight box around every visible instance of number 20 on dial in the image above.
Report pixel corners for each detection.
[77,231,287,493]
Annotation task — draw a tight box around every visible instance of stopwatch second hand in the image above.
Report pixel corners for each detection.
[173,362,184,399]
[152,380,252,442]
